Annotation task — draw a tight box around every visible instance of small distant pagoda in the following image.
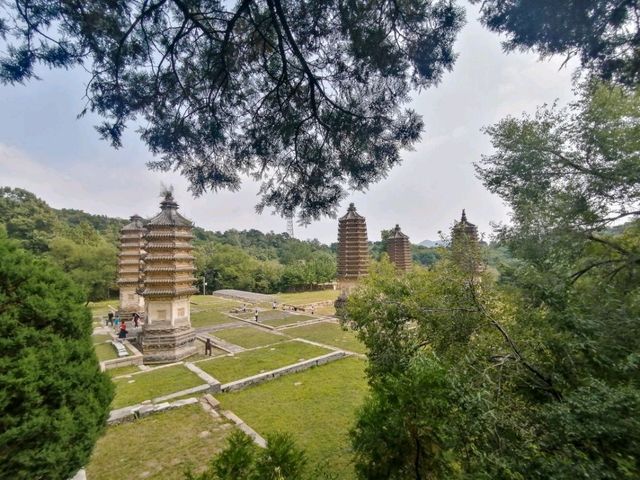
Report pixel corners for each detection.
[451,209,482,274]
[116,215,146,321]
[140,191,197,363]
[337,203,369,288]
[387,224,412,272]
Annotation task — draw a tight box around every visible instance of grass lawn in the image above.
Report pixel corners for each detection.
[276,290,340,305]
[112,365,205,409]
[236,309,290,321]
[284,322,367,354]
[218,357,367,479]
[106,364,142,378]
[190,308,237,328]
[88,299,118,317]
[191,295,242,308]
[92,333,112,344]
[314,304,336,317]
[197,340,331,383]
[212,326,286,349]
[87,403,234,480]
[264,314,315,328]
[95,342,118,362]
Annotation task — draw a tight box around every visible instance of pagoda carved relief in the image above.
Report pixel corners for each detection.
[387,224,412,272]
[337,203,369,288]
[140,192,198,363]
[117,215,146,321]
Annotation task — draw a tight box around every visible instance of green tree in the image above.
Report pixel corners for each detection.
[345,237,640,479]
[0,0,464,220]
[472,0,640,85]
[0,187,59,252]
[187,430,307,480]
[0,233,113,480]
[351,353,458,480]
[47,236,118,302]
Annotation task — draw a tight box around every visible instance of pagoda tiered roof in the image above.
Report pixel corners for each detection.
[337,203,369,280]
[387,224,412,272]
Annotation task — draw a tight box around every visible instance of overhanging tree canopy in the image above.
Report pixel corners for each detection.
[471,0,640,86]
[0,0,464,220]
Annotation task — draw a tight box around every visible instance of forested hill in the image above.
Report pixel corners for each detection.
[0,187,444,301]
[0,187,339,300]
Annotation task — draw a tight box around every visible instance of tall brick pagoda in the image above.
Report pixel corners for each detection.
[451,209,482,274]
[337,203,369,287]
[387,224,412,272]
[116,215,146,321]
[140,191,197,363]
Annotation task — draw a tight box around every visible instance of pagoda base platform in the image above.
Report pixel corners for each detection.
[140,325,197,364]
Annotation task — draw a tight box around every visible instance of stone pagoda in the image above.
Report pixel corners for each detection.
[140,192,197,363]
[116,215,146,322]
[337,203,369,288]
[451,209,482,274]
[387,224,412,272]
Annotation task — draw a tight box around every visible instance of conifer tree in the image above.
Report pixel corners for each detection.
[0,232,113,480]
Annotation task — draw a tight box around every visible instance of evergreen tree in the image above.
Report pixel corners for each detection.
[472,0,640,85]
[0,0,464,220]
[0,233,113,480]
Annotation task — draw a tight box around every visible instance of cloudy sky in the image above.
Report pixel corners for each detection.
[0,2,576,245]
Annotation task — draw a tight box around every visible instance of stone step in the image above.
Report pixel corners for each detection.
[111,341,129,357]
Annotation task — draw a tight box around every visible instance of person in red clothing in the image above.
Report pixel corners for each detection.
[118,321,128,340]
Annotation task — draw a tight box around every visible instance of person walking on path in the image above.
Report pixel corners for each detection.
[132,312,140,328]
[205,338,213,356]
[254,309,259,323]
[118,321,128,341]
[107,311,114,327]
[114,313,121,332]
[311,305,315,315]
[272,301,277,310]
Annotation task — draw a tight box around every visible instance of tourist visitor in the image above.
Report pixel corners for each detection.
[114,313,120,331]
[242,304,246,312]
[311,306,315,315]
[132,312,140,328]
[254,309,259,323]
[118,321,128,340]
[272,301,277,309]
[205,338,212,356]
[107,311,114,326]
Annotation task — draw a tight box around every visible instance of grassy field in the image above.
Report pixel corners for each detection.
[314,304,336,316]
[87,403,234,480]
[92,333,112,345]
[88,299,118,318]
[112,365,205,409]
[190,309,237,328]
[263,314,315,327]
[218,357,367,479]
[284,322,366,354]
[196,340,331,383]
[106,364,142,378]
[95,342,118,362]
[212,326,286,349]
[191,295,242,308]
[235,309,315,327]
[276,290,340,305]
